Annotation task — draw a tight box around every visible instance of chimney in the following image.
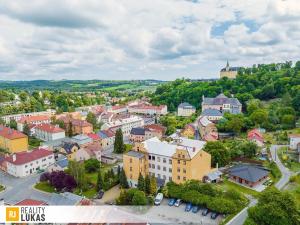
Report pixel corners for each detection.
[12,154,16,162]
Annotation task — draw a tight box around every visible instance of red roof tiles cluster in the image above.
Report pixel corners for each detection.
[18,115,50,124]
[144,124,166,134]
[5,148,53,165]
[248,129,264,143]
[16,199,47,206]
[0,125,27,140]
[36,124,65,133]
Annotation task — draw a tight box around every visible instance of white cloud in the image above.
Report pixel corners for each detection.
[0,0,299,80]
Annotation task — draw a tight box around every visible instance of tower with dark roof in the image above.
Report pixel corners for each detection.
[220,61,240,79]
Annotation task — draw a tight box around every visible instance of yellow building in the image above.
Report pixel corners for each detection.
[220,61,240,79]
[181,124,196,139]
[0,125,28,153]
[123,137,212,187]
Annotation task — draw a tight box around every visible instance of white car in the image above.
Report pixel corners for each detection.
[174,199,182,207]
[154,193,163,205]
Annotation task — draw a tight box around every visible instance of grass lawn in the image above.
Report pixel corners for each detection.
[277,146,300,173]
[74,187,97,199]
[218,179,260,198]
[263,160,282,184]
[34,181,56,193]
[285,174,300,209]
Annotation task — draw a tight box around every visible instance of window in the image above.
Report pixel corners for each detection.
[130,158,132,163]
[177,168,180,172]
[183,169,186,174]
[130,167,132,171]
[178,154,181,158]
[183,161,186,165]
[157,157,160,162]
[163,167,166,171]
[169,177,172,182]
[169,159,172,164]
[148,155,151,160]
[163,175,166,180]
[163,158,166,163]
[169,168,172,173]
[177,175,180,180]
[157,165,161,170]
[152,164,155,169]
[177,160,180,164]
[182,155,185,159]
[183,177,186,181]
[149,163,151,168]
[152,156,155,160]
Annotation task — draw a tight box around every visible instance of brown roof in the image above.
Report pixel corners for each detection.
[130,104,166,110]
[0,125,27,140]
[145,124,166,134]
[5,148,53,165]
[18,115,50,124]
[16,199,47,206]
[36,124,65,133]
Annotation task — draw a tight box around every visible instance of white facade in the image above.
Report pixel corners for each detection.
[17,118,51,132]
[290,136,300,149]
[7,154,55,177]
[178,107,196,117]
[148,154,173,182]
[1,110,55,124]
[101,116,144,136]
[35,128,66,141]
[128,105,168,115]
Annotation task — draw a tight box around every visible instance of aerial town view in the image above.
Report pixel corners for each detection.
[0,0,299,225]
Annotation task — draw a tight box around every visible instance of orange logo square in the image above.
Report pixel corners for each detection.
[6,207,19,222]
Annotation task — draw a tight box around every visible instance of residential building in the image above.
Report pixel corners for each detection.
[227,165,269,188]
[71,134,93,147]
[124,137,212,187]
[5,148,54,177]
[1,110,55,124]
[248,129,264,147]
[130,124,166,142]
[61,117,93,135]
[128,104,168,116]
[35,124,66,141]
[144,124,166,138]
[107,105,128,114]
[97,129,115,149]
[60,142,80,160]
[101,116,144,136]
[181,124,196,139]
[130,127,148,142]
[289,134,300,150]
[17,115,51,132]
[101,155,117,164]
[0,125,28,153]
[220,61,241,79]
[198,116,218,141]
[177,102,196,117]
[97,112,114,123]
[201,93,242,114]
[48,156,69,172]
[74,142,101,161]
[200,109,223,122]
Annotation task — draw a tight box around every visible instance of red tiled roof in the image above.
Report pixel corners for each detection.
[16,199,47,206]
[18,115,50,124]
[36,124,65,133]
[248,129,264,142]
[112,105,126,110]
[144,124,166,134]
[5,148,53,165]
[0,125,27,140]
[129,104,166,110]
[87,133,101,140]
[71,119,92,127]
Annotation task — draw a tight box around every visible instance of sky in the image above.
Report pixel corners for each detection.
[0,0,300,81]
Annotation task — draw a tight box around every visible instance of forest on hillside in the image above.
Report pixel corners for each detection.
[152,61,300,132]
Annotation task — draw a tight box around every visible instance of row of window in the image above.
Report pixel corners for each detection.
[148,155,172,164]
[148,164,172,172]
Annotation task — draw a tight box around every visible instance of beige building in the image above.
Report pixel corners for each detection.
[220,61,240,79]
[177,102,196,117]
[123,137,212,187]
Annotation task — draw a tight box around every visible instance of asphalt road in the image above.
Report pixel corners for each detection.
[226,144,292,225]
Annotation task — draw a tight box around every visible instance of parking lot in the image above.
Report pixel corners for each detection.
[137,199,223,225]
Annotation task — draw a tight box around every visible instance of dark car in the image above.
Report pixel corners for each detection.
[192,205,200,213]
[185,203,193,212]
[96,190,104,199]
[168,198,176,206]
[211,212,219,219]
[202,208,210,216]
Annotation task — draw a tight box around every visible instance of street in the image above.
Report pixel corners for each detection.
[226,144,292,225]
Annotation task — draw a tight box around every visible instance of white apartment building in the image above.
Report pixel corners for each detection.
[289,134,300,149]
[101,116,144,136]
[5,148,55,177]
[35,124,66,141]
[1,109,56,124]
[128,104,168,116]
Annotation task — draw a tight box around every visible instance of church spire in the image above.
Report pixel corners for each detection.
[226,60,230,71]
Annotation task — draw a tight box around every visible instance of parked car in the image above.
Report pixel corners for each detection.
[192,205,200,213]
[174,199,182,207]
[202,208,210,216]
[154,193,163,205]
[168,198,176,206]
[211,212,219,219]
[185,203,193,212]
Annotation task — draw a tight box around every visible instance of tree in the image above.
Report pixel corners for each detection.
[9,119,17,129]
[68,121,73,137]
[96,170,104,191]
[247,187,300,225]
[145,175,150,194]
[63,174,77,191]
[137,173,145,192]
[114,128,125,154]
[149,175,157,195]
[23,122,30,136]
[119,168,129,188]
[240,141,258,158]
[84,158,100,173]
[203,141,230,167]
[86,112,98,130]
[249,109,268,126]
[69,161,88,191]
[132,190,147,205]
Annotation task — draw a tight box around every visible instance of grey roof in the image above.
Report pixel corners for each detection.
[126,150,145,159]
[201,109,223,117]
[48,192,83,205]
[220,66,241,72]
[206,170,222,181]
[228,165,269,182]
[130,127,146,135]
[178,102,195,109]
[202,93,242,106]
[56,157,69,168]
